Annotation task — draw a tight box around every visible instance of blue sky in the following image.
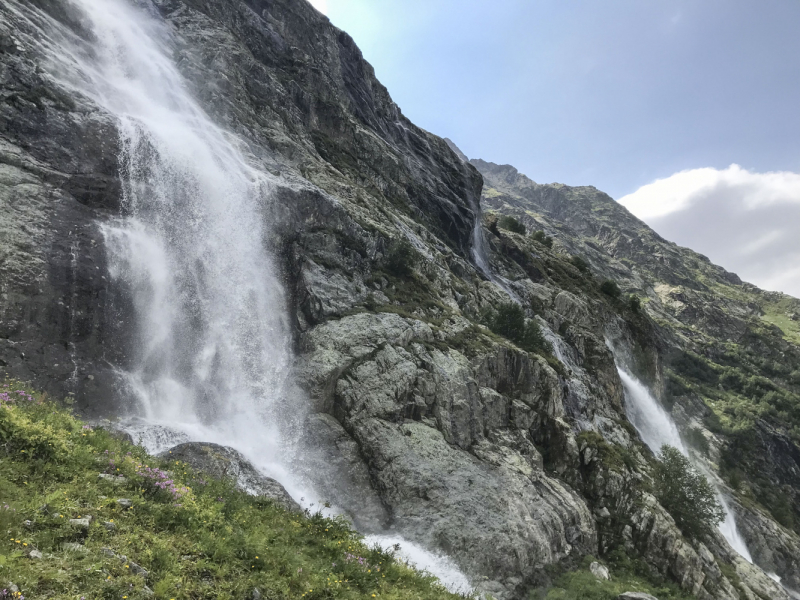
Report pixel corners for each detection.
[311,0,800,296]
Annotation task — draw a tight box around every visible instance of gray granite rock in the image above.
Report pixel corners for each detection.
[160,442,300,512]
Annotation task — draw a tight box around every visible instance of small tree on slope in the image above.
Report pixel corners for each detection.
[654,445,726,540]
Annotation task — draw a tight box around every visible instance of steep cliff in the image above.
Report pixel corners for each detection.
[1,1,798,599]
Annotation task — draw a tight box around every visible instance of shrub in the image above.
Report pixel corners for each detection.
[653,445,725,539]
[384,238,418,278]
[600,280,621,299]
[488,303,525,339]
[498,215,526,235]
[532,230,554,248]
[485,303,553,354]
[672,351,718,385]
[569,255,590,273]
[628,294,642,312]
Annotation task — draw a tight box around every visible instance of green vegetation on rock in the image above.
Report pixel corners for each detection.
[0,382,464,600]
[497,215,526,235]
[600,280,621,299]
[484,303,553,355]
[531,230,554,248]
[535,554,693,600]
[384,239,419,278]
[653,446,725,540]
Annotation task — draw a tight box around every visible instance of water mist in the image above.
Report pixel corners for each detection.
[29,0,470,589]
[616,365,754,561]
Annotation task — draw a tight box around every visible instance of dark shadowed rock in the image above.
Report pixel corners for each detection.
[160,442,300,512]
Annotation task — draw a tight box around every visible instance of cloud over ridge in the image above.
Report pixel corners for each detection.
[619,165,800,298]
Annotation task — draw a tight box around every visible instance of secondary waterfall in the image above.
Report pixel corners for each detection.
[30,0,470,589]
[617,366,754,562]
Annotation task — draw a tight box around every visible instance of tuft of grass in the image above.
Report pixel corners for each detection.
[535,554,693,600]
[0,380,467,600]
[760,307,800,345]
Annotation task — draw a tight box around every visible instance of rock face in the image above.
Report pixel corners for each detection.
[160,443,300,512]
[1,0,799,599]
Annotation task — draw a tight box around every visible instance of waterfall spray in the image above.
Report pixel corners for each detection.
[616,364,754,562]
[44,0,297,487]
[24,0,471,589]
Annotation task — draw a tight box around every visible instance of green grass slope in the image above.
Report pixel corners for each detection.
[0,381,464,600]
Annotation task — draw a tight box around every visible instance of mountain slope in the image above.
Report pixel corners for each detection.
[0,1,798,599]
[470,155,800,589]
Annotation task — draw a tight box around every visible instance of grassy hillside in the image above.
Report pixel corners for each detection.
[0,380,463,600]
[1,380,703,600]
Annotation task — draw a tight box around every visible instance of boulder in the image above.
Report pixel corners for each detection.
[160,442,300,512]
[68,517,91,529]
[590,561,610,580]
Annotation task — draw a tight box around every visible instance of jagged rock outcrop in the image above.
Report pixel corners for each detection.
[1,0,798,598]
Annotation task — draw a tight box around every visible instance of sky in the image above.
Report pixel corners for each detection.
[309,0,800,297]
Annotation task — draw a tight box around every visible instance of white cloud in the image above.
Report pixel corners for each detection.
[307,0,328,15]
[618,165,800,298]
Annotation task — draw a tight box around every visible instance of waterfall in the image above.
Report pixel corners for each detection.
[44,0,297,488]
[616,365,754,562]
[29,0,471,589]
[470,212,521,302]
[617,369,685,454]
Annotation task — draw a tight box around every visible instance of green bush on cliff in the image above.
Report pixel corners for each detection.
[0,380,464,600]
[384,238,418,278]
[653,445,725,540]
[537,553,693,600]
[498,215,526,235]
[599,280,621,299]
[485,303,552,355]
[569,255,590,273]
[532,230,554,248]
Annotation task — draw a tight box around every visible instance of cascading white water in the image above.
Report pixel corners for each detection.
[617,366,754,562]
[617,369,686,454]
[29,0,472,590]
[364,535,472,594]
[469,210,521,302]
[45,0,297,488]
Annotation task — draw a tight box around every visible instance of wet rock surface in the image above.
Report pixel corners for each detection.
[160,442,300,512]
